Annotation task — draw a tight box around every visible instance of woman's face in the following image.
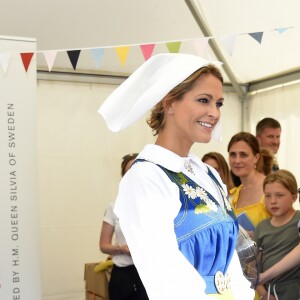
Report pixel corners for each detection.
[166,74,223,147]
[228,140,259,178]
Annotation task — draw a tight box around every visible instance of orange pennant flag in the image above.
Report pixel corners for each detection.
[115,46,130,66]
[20,52,34,72]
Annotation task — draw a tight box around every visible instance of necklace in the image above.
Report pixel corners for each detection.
[184,159,195,175]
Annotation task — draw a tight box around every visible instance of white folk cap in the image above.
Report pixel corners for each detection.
[98,53,222,141]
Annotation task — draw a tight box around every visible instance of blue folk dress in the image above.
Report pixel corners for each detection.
[157,164,239,295]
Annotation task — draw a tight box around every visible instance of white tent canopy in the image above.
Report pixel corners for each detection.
[2,0,300,90]
[1,1,300,300]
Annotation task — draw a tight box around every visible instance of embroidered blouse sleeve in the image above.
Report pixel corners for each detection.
[114,161,213,300]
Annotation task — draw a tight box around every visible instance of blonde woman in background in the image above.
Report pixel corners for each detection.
[202,152,234,193]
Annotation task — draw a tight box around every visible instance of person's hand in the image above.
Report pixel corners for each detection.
[119,244,131,256]
[260,293,276,300]
[246,230,254,239]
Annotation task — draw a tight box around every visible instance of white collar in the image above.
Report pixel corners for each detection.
[138,144,208,174]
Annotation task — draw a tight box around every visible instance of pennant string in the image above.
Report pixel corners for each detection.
[0,26,295,73]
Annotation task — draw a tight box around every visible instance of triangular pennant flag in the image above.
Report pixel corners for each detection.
[248,32,264,44]
[67,50,81,70]
[115,46,130,66]
[91,48,104,68]
[0,52,11,73]
[166,42,181,53]
[276,27,289,34]
[20,52,34,72]
[193,38,209,57]
[140,44,155,61]
[43,50,57,72]
[219,35,237,56]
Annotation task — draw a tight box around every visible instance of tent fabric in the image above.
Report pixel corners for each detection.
[2,0,300,87]
[2,1,300,299]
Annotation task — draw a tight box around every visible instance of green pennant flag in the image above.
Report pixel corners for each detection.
[166,42,181,53]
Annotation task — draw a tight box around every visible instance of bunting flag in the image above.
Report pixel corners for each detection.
[91,48,104,68]
[0,52,11,73]
[43,50,57,72]
[248,32,264,44]
[219,35,237,56]
[166,41,181,53]
[115,46,130,66]
[140,44,155,60]
[276,27,290,34]
[193,38,209,57]
[67,50,81,70]
[20,52,34,72]
[0,26,296,74]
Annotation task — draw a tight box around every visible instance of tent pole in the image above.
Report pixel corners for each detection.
[240,95,249,132]
[185,0,246,100]
[185,0,249,131]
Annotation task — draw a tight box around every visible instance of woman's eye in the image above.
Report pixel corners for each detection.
[216,101,223,108]
[198,98,208,103]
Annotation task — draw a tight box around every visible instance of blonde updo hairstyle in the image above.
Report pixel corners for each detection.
[147,64,223,136]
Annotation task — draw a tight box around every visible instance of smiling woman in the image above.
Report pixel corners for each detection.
[228,132,272,234]
[98,53,254,300]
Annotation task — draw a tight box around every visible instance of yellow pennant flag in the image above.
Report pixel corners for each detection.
[115,46,130,66]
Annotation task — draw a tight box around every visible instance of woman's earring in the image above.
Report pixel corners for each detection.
[168,107,174,114]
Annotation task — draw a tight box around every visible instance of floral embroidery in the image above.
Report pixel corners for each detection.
[224,198,233,211]
[195,203,211,214]
[182,184,218,214]
[218,186,232,211]
[182,184,197,199]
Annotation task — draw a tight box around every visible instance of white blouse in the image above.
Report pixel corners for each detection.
[114,144,254,300]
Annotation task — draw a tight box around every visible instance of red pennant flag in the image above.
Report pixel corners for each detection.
[140,44,155,60]
[20,52,34,72]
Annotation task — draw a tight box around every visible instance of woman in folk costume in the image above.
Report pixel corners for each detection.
[98,53,254,300]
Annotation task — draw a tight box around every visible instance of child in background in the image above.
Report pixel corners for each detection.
[254,170,300,300]
[259,242,300,285]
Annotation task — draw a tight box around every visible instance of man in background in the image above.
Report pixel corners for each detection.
[255,117,281,171]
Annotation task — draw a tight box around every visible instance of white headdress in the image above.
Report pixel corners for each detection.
[98,53,222,141]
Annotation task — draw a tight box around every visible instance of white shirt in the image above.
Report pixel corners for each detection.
[114,144,254,300]
[103,202,134,267]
